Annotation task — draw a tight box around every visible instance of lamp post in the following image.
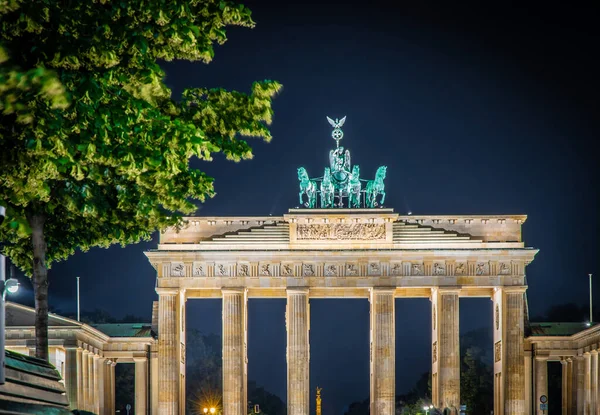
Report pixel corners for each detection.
[590,273,594,325]
[423,404,434,415]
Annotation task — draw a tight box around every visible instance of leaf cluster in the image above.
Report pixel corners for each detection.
[0,0,281,274]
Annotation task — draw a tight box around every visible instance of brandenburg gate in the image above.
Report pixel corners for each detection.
[145,117,538,415]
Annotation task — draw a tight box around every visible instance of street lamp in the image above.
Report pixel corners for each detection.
[423,404,434,415]
[210,408,216,414]
[203,409,208,414]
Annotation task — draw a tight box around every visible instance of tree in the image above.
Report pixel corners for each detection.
[0,0,281,360]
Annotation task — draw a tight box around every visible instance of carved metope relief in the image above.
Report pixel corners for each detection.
[345,263,358,276]
[325,264,337,276]
[237,263,249,277]
[302,263,315,277]
[281,263,294,276]
[296,224,386,240]
[390,262,402,276]
[171,262,185,277]
[499,262,511,275]
[495,304,500,330]
[193,262,206,277]
[494,341,502,362]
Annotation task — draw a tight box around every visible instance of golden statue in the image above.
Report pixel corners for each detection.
[316,387,322,415]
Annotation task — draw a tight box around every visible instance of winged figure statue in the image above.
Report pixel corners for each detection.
[326,116,346,129]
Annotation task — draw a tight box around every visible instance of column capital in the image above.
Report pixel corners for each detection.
[287,288,309,295]
[133,357,148,363]
[370,287,395,294]
[498,286,527,294]
[222,288,246,295]
[590,349,598,355]
[535,355,549,361]
[82,349,90,355]
[433,287,461,295]
[156,287,179,296]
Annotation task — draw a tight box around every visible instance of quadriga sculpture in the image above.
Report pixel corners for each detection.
[366,166,387,208]
[320,168,335,208]
[297,167,317,208]
[347,165,361,208]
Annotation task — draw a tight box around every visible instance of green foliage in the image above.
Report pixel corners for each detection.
[459,328,493,415]
[0,0,280,360]
[0,0,281,275]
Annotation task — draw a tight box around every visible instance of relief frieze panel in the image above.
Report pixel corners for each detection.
[390,262,402,276]
[281,263,294,277]
[324,264,338,277]
[296,223,386,240]
[411,263,424,276]
[171,262,185,277]
[368,262,381,276]
[162,257,518,279]
[345,263,359,276]
[433,262,446,276]
[193,262,206,277]
[237,263,250,277]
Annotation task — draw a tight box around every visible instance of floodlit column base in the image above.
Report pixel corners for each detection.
[591,351,598,415]
[135,357,148,415]
[562,359,568,415]
[535,357,548,415]
[503,289,526,415]
[432,289,460,413]
[286,289,310,415]
[64,347,78,410]
[95,356,106,415]
[222,289,247,415]
[370,288,395,415]
[157,288,180,415]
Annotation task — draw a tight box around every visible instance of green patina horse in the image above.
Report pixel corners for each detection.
[297,167,317,208]
[347,165,361,208]
[320,167,335,208]
[366,166,387,208]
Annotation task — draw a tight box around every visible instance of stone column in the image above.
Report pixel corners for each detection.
[151,349,159,415]
[95,356,106,415]
[92,354,101,414]
[562,359,569,415]
[64,347,79,410]
[432,288,460,413]
[572,357,579,415]
[577,355,585,415]
[535,357,548,415]
[109,361,116,415]
[568,358,574,415]
[286,289,310,415]
[504,289,526,415]
[81,350,90,411]
[157,288,180,415]
[591,351,598,415]
[134,357,149,415]
[370,288,395,415]
[222,289,248,415]
[584,352,591,415]
[76,347,83,410]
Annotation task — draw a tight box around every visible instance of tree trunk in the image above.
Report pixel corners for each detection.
[29,213,49,361]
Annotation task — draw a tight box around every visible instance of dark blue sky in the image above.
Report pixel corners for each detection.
[9,2,599,413]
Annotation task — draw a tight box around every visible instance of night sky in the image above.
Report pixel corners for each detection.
[8,2,600,414]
